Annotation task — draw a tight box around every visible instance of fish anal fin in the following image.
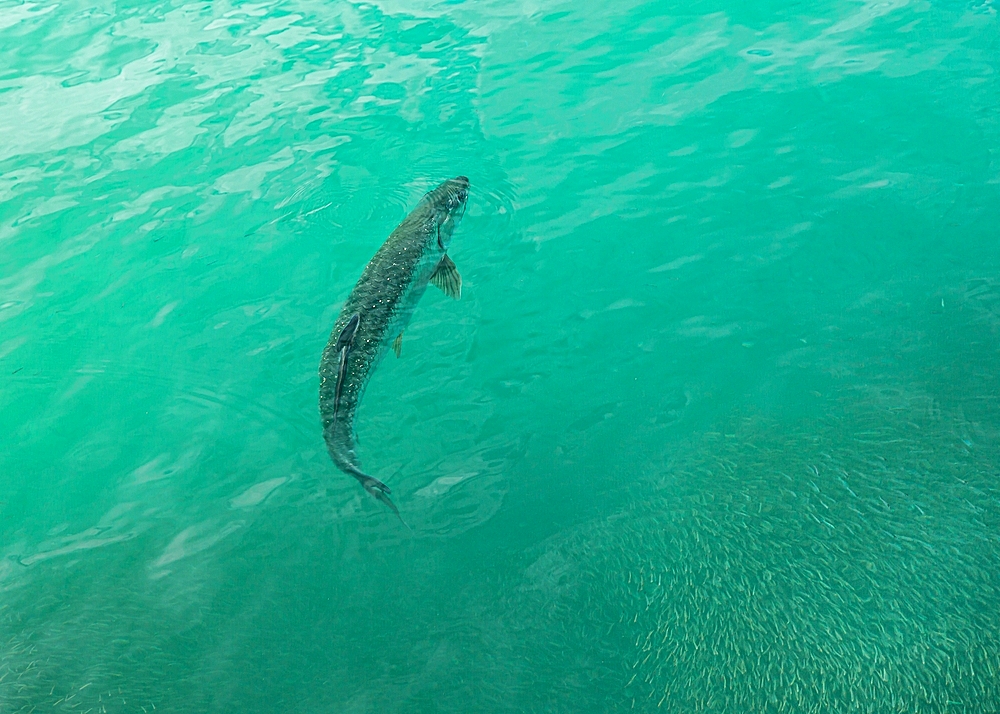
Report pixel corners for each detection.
[393,333,403,358]
[430,254,462,300]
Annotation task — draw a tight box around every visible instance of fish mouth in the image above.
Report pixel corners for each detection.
[436,176,469,225]
[448,176,469,209]
[420,176,469,246]
[426,176,469,205]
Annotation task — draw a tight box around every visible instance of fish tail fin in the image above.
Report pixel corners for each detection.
[363,479,412,532]
[339,457,411,531]
[352,468,391,496]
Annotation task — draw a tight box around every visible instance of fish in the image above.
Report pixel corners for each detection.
[319,176,469,523]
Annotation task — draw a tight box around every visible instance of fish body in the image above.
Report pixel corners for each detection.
[319,176,469,518]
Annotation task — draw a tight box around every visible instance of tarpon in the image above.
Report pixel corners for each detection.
[319,176,469,521]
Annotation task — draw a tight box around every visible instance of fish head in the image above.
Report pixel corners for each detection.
[431,175,469,250]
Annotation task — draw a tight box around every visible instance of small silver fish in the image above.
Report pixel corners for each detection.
[319,176,469,521]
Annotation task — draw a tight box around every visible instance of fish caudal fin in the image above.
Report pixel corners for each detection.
[339,458,411,530]
[362,477,412,532]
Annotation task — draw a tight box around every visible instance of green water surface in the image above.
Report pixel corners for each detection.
[2,0,1000,711]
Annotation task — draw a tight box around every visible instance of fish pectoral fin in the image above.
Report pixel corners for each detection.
[430,254,462,300]
[392,332,403,358]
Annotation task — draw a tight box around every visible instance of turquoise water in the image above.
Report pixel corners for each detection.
[2,0,1000,710]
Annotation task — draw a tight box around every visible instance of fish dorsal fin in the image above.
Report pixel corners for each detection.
[335,314,361,351]
[333,345,349,420]
[430,254,461,300]
[393,332,403,358]
[333,313,361,420]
